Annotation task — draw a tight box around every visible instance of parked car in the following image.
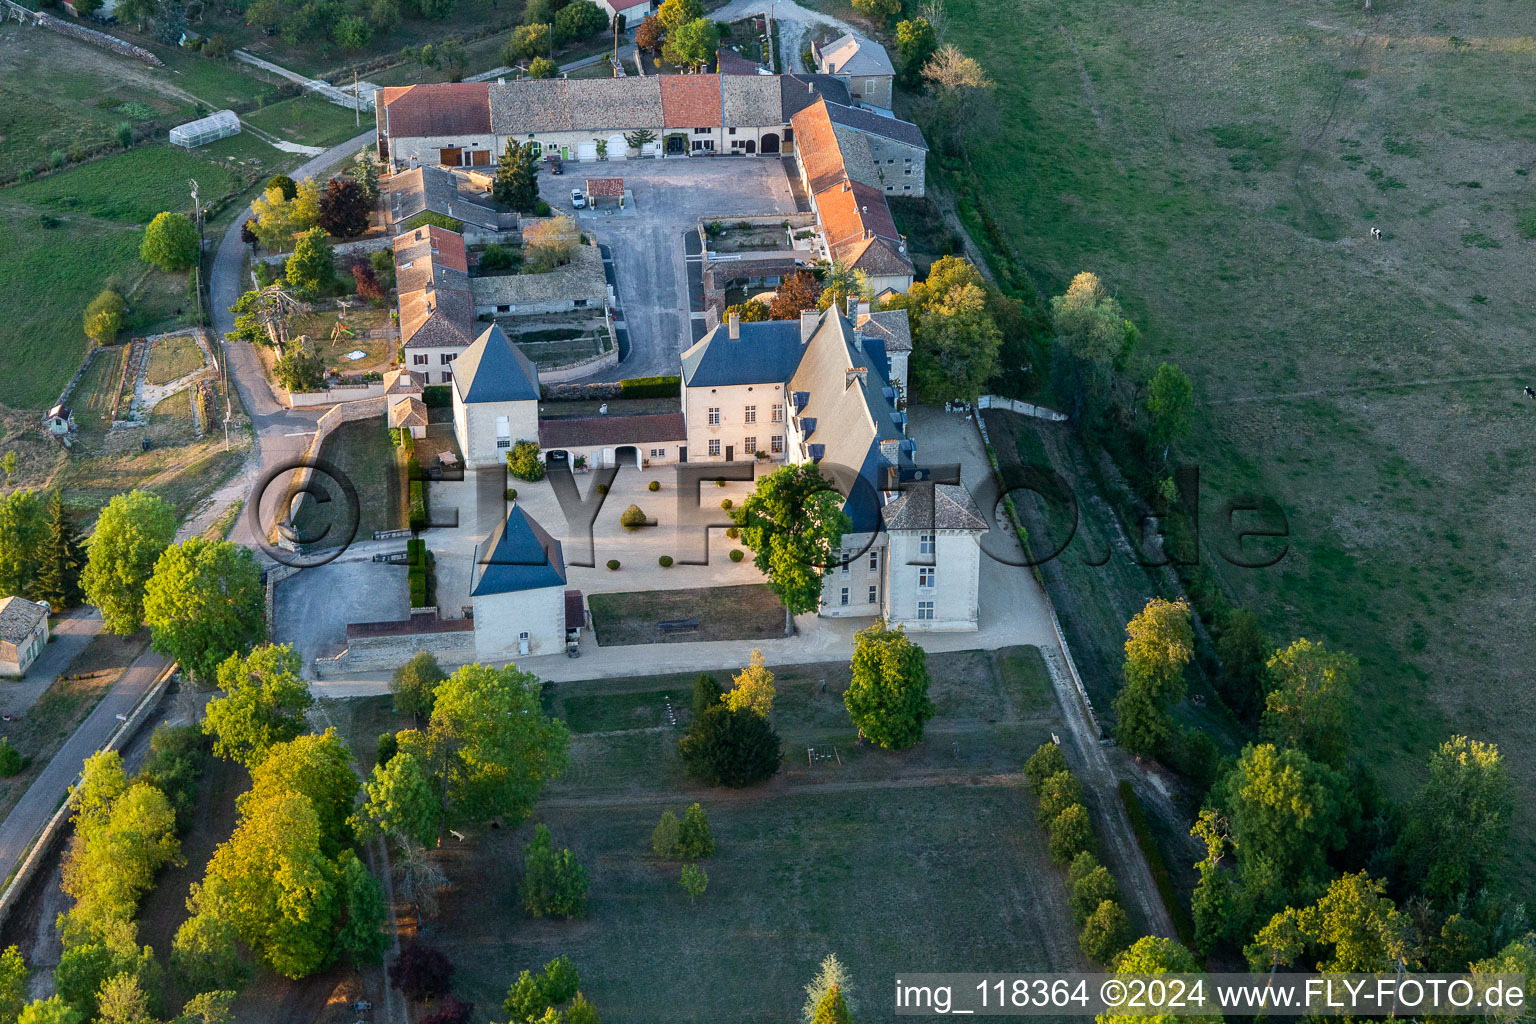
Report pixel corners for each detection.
[571,189,586,209]
[550,159,564,175]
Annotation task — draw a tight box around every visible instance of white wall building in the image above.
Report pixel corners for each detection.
[0,596,50,678]
[451,323,541,469]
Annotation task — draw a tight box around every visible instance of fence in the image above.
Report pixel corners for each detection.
[977,394,1067,422]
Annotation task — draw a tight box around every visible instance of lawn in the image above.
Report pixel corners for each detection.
[927,0,1536,876]
[588,584,788,645]
[323,646,1087,1022]
[290,308,394,373]
[145,332,206,385]
[292,416,406,546]
[241,93,369,149]
[5,144,246,224]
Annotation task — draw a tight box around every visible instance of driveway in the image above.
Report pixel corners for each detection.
[272,539,410,678]
[712,0,865,74]
[544,158,798,381]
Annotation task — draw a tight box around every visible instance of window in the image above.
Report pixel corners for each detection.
[707,407,720,425]
[903,185,912,191]
[413,354,428,366]
[650,448,665,458]
[840,587,849,606]
[729,127,737,135]
[708,439,721,456]
[869,550,879,571]
[529,141,542,155]
[772,403,784,422]
[841,553,850,574]
[743,436,756,454]
[744,405,756,424]
[694,127,709,134]
[904,168,913,175]
[574,298,589,307]
[497,304,511,313]
[919,567,935,588]
[440,353,454,364]
[771,435,784,454]
[869,585,878,604]
[692,140,702,151]
[917,601,934,621]
[919,533,935,555]
[440,371,452,382]
[886,185,894,191]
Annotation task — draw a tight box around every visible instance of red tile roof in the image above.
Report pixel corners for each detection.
[660,74,723,128]
[789,99,846,193]
[815,178,899,250]
[584,177,625,198]
[381,83,492,139]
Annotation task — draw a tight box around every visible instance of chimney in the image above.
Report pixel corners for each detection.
[800,309,819,343]
[846,294,857,317]
[845,366,867,389]
[727,311,740,339]
[879,438,900,464]
[842,180,852,192]
[808,80,814,94]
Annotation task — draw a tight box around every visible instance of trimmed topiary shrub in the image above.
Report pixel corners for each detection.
[606,559,620,570]
[726,527,740,539]
[729,549,745,562]
[648,480,660,492]
[720,498,733,511]
[505,488,518,501]
[659,555,674,568]
[0,738,22,778]
[620,504,647,529]
[715,478,726,487]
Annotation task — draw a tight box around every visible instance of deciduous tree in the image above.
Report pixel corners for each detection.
[844,621,932,750]
[656,0,700,32]
[357,752,439,847]
[1146,362,1194,453]
[1079,900,1130,964]
[1394,735,1512,908]
[634,13,662,50]
[523,216,580,271]
[141,212,199,271]
[84,289,126,345]
[553,0,606,41]
[243,731,358,856]
[391,651,446,722]
[895,18,936,83]
[390,943,453,1002]
[766,270,823,319]
[1261,638,1357,766]
[81,490,176,635]
[724,650,775,717]
[0,945,28,1024]
[1111,597,1193,758]
[170,914,247,995]
[319,178,370,238]
[285,227,335,297]
[735,463,850,624]
[143,539,266,683]
[1096,938,1216,1024]
[202,644,314,766]
[723,299,769,323]
[679,863,707,903]
[528,56,558,78]
[0,490,46,601]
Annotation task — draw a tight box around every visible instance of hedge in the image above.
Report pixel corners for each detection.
[1119,780,1196,945]
[409,480,427,531]
[618,375,680,399]
[423,385,452,408]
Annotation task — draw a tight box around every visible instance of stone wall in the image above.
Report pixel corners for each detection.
[314,627,475,677]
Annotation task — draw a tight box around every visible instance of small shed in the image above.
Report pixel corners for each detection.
[43,404,76,444]
[170,109,241,149]
[584,177,626,209]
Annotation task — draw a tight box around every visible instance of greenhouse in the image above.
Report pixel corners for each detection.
[169,109,241,149]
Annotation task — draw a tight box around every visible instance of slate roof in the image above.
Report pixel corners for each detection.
[823,99,927,150]
[722,73,782,126]
[380,83,491,139]
[680,319,806,387]
[0,596,47,646]
[472,504,567,596]
[469,243,606,306]
[881,483,989,532]
[489,79,571,134]
[817,33,894,77]
[452,323,541,404]
[660,74,723,128]
[394,226,475,349]
[539,412,687,448]
[565,77,663,131]
[383,368,425,396]
[856,309,912,352]
[779,73,850,119]
[716,48,766,76]
[387,166,499,230]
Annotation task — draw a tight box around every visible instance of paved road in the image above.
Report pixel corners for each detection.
[0,648,170,889]
[208,130,377,550]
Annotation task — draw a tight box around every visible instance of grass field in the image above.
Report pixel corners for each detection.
[241,94,369,149]
[145,333,206,385]
[927,0,1536,872]
[292,417,406,545]
[6,145,245,224]
[327,646,1088,1022]
[588,585,788,645]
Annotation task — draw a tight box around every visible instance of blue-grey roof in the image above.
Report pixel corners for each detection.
[680,320,806,387]
[453,323,540,404]
[472,504,567,596]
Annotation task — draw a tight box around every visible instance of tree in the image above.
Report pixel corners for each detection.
[692,673,724,719]
[910,281,1001,403]
[170,914,247,995]
[735,463,850,624]
[814,258,871,314]
[851,0,898,17]
[724,650,775,718]
[243,731,357,855]
[265,175,298,201]
[336,850,389,965]
[1146,363,1194,452]
[285,227,335,297]
[291,178,322,231]
[0,490,46,600]
[662,16,719,70]
[493,139,541,211]
[61,763,180,944]
[723,300,769,323]
[523,217,580,272]
[678,705,782,787]
[894,18,936,83]
[34,491,84,612]
[528,56,558,78]
[677,803,714,858]
[553,0,605,41]
[396,663,569,841]
[272,341,326,392]
[84,289,126,345]
[767,271,824,319]
[1,452,14,481]
[81,490,176,635]
[1069,853,1119,926]
[391,651,447,722]
[335,14,373,49]
[920,44,994,151]
[844,621,933,750]
[802,955,853,1024]
[1261,638,1356,766]
[1037,771,1082,825]
[566,993,599,1024]
[1111,597,1193,757]
[319,178,370,238]
[652,810,680,858]
[623,129,657,153]
[1024,741,1068,793]
[0,945,27,1024]
[175,990,237,1024]
[810,984,852,1024]
[18,997,82,1024]
[634,14,664,50]
[353,151,381,203]
[95,973,152,1024]
[1214,608,1268,724]
[1292,872,1413,973]
[1395,735,1512,908]
[522,824,589,919]
[357,752,439,846]
[541,955,579,1005]
[1079,900,1130,964]
[656,0,700,32]
[143,539,266,683]
[1050,271,1133,367]
[505,22,551,62]
[1096,937,1215,1024]
[202,644,314,766]
[141,212,199,271]
[1048,803,1092,865]
[679,863,708,903]
[390,943,453,1002]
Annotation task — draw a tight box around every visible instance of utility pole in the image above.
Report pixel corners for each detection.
[354,68,360,127]
[189,178,205,330]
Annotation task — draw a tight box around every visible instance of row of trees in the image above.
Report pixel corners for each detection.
[245,166,376,254]
[0,489,85,612]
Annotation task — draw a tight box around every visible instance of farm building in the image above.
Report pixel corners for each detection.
[170,109,241,149]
